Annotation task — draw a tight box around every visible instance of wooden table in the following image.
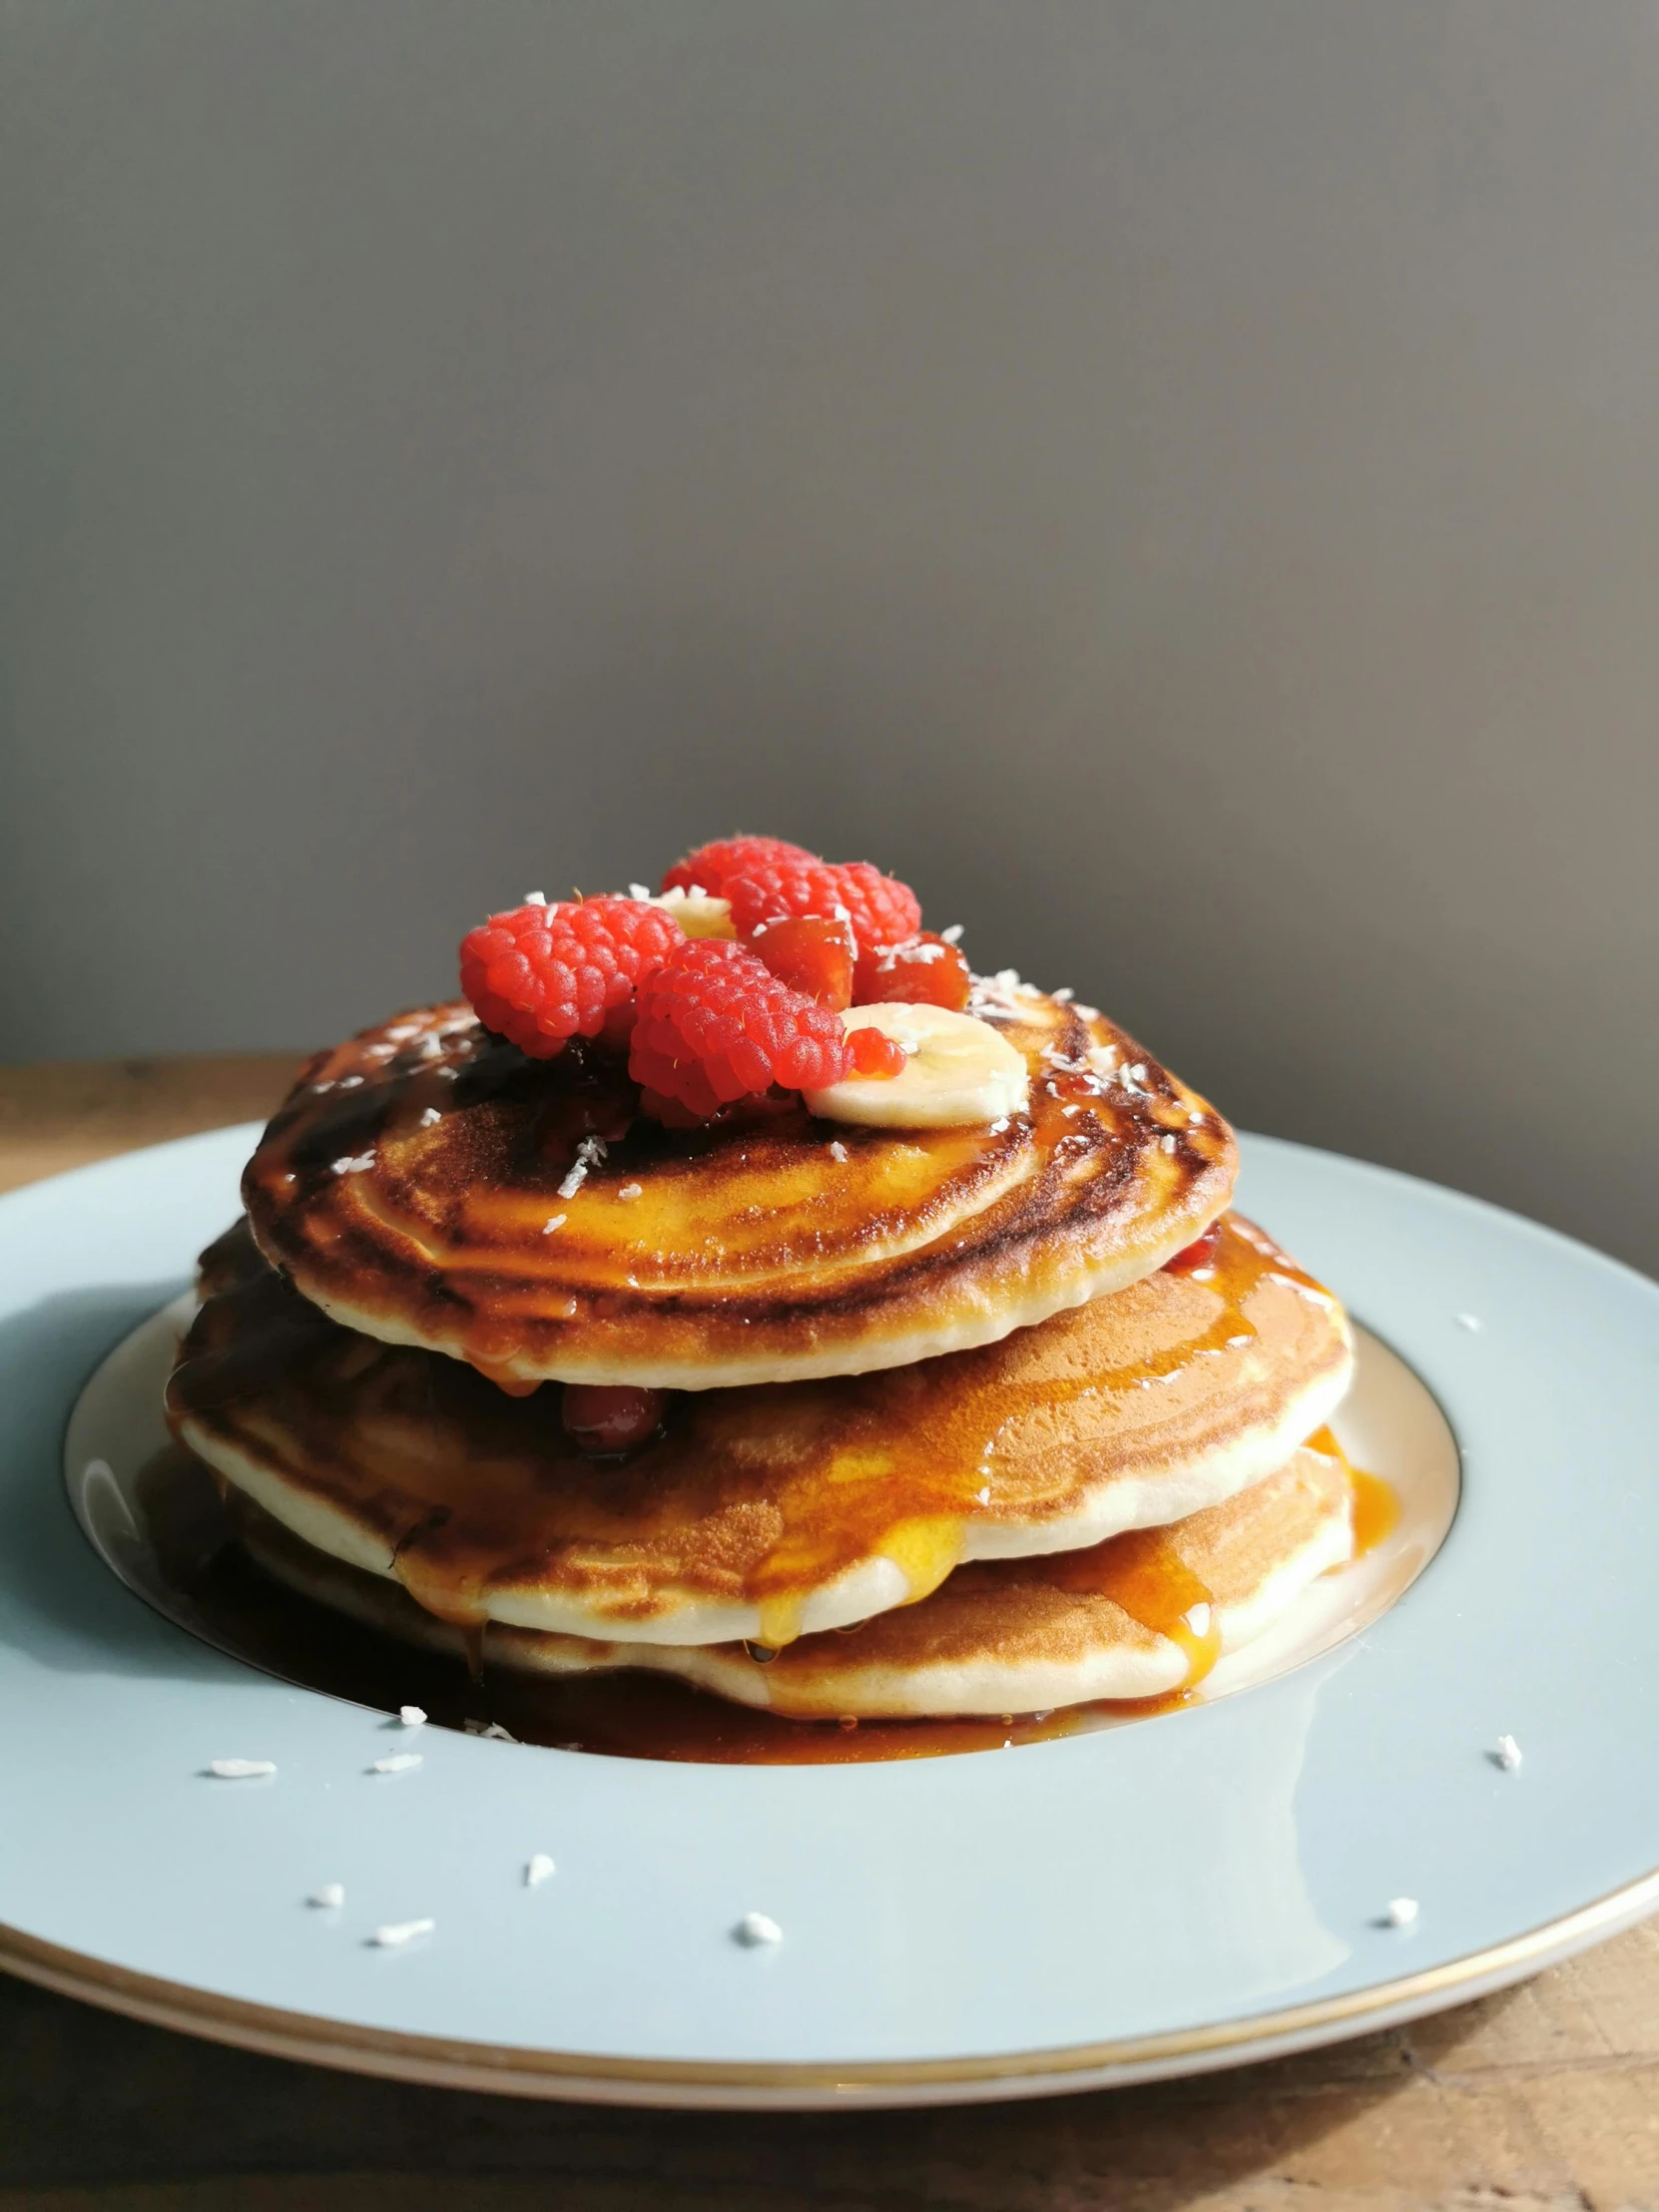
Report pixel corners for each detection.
[4,1056,1658,2212]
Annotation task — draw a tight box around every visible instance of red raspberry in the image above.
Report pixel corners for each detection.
[853,931,971,1012]
[749,914,855,1010]
[460,897,684,1060]
[629,940,851,1120]
[661,835,818,898]
[845,1024,907,1079]
[726,858,921,957]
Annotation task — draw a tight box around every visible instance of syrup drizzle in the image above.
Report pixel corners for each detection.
[129,1434,1394,1765]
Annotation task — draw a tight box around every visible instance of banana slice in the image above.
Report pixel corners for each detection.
[652,886,736,939]
[804,1003,1030,1129]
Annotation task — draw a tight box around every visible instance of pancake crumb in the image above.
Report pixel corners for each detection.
[734,1911,783,1946]
[371,1918,434,1947]
[1456,1313,1483,1333]
[525,1853,556,1887]
[208,1758,276,1779]
[398,1705,427,1728]
[1382,1897,1418,1929]
[368,1752,422,1775]
[308,1883,345,1909]
[1493,1735,1522,1771]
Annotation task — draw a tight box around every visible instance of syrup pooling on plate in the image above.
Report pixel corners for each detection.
[133,1438,1395,1761]
[169,1213,1344,1646]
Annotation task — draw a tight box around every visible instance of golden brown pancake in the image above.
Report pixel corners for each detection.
[168,1214,1352,1647]
[237,1446,1356,1716]
[242,987,1236,1389]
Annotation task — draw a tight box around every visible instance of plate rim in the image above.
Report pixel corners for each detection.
[5,1867,1658,2107]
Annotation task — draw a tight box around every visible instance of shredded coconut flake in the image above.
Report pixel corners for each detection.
[398,1705,427,1729]
[1382,1897,1418,1929]
[1160,1134,1177,1153]
[330,1152,375,1176]
[829,1140,848,1163]
[372,1918,434,1947]
[627,882,652,900]
[208,1758,275,1780]
[416,1107,441,1128]
[464,1720,519,1743]
[524,890,547,905]
[975,1484,991,1505]
[542,1215,567,1234]
[1494,1734,1523,1772]
[1052,987,1075,1003]
[369,1752,422,1775]
[734,1911,783,1947]
[617,1182,643,1202]
[525,1854,556,1888]
[309,1883,345,1910]
[556,1134,608,1201]
[939,923,964,944]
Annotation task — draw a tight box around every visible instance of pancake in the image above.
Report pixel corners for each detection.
[237,1445,1356,1716]
[241,986,1236,1390]
[167,1213,1353,1647]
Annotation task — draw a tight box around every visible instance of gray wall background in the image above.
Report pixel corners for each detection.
[2,1,1656,1274]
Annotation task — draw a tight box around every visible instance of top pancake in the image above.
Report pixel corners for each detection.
[243,985,1236,1389]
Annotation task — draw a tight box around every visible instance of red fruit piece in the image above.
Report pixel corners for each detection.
[852,931,971,1012]
[1163,1221,1221,1276]
[661,835,818,897]
[629,940,851,1120]
[845,1025,907,1079]
[749,914,855,1009]
[726,858,921,957]
[562,1383,666,1455]
[459,897,683,1060]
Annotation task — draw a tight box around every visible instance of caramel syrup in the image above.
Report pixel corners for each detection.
[130,1430,1395,1764]
[170,1213,1316,1657]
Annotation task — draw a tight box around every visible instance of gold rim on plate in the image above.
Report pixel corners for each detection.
[6,1867,1659,2104]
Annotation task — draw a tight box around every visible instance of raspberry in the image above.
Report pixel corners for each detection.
[661,835,817,898]
[629,940,851,1119]
[726,858,921,956]
[853,931,971,1012]
[846,1024,907,1079]
[460,897,684,1060]
[749,914,855,1009]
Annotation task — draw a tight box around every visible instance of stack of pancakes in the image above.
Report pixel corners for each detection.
[168,983,1357,1723]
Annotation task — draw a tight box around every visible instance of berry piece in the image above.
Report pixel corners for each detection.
[1163,1221,1221,1276]
[661,835,818,898]
[460,897,684,1060]
[562,1383,666,1455]
[853,931,972,1012]
[726,858,921,956]
[749,914,854,1010]
[629,940,851,1120]
[846,1024,907,1079]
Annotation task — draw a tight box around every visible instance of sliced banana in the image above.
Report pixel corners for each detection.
[651,886,737,939]
[804,1003,1030,1129]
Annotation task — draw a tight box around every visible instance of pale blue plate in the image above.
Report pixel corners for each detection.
[1,1127,1655,2107]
